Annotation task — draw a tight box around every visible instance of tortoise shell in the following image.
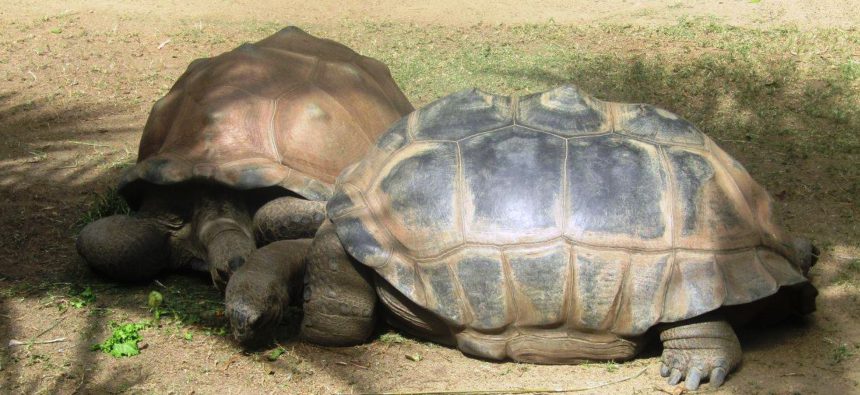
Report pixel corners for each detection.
[327,85,810,339]
[119,26,413,206]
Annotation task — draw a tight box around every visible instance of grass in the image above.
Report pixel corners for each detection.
[76,187,130,230]
[834,259,860,286]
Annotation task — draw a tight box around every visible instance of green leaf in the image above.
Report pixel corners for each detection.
[110,342,140,357]
[93,321,149,358]
[267,347,286,361]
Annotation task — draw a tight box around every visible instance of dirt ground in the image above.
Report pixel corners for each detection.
[1,1,859,394]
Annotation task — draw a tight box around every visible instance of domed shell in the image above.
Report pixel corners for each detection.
[119,26,413,206]
[328,85,809,339]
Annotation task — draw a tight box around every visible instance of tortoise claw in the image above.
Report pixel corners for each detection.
[710,367,727,388]
[668,368,683,385]
[685,367,702,390]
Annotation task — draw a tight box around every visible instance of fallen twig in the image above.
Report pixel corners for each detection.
[158,38,171,49]
[346,366,648,395]
[8,337,67,347]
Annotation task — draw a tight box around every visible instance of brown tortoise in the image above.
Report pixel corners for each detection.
[227,85,818,390]
[77,27,413,288]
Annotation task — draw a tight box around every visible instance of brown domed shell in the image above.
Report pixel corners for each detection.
[119,26,413,206]
[328,85,810,340]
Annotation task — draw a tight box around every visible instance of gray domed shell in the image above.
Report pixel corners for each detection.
[327,85,809,337]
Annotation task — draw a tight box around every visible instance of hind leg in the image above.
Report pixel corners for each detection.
[300,220,377,345]
[77,215,170,282]
[659,317,741,390]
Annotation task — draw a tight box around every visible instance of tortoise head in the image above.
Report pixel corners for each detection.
[792,237,819,276]
[225,273,283,349]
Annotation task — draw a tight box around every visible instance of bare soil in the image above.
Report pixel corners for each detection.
[1,1,858,394]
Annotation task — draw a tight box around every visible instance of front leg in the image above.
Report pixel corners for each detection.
[300,219,377,346]
[659,317,742,390]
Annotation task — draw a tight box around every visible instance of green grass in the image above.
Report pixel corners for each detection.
[76,187,131,230]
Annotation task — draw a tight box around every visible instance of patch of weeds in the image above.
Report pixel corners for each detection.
[92,321,150,358]
[841,60,860,81]
[76,188,130,230]
[824,337,855,365]
[378,331,408,344]
[68,286,95,309]
[604,361,619,373]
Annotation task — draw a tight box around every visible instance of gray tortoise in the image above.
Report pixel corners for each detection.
[226,85,817,390]
[77,27,412,288]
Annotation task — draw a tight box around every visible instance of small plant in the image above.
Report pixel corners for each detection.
[267,347,286,361]
[604,361,619,373]
[825,337,855,364]
[92,321,150,358]
[148,290,165,320]
[69,287,96,309]
[378,331,408,344]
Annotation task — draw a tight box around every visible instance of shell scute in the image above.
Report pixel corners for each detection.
[461,127,565,244]
[565,135,671,249]
[372,142,461,257]
[614,252,672,335]
[419,262,467,327]
[505,243,570,327]
[454,249,513,331]
[412,89,513,141]
[662,251,726,322]
[572,247,629,330]
[667,147,760,249]
[616,103,705,146]
[517,85,610,136]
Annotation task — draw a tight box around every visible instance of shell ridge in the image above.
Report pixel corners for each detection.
[565,245,578,329]
[656,144,678,324]
[498,250,520,328]
[609,252,633,332]
[454,141,467,244]
[266,98,282,163]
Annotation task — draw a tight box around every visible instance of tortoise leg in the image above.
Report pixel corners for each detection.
[226,239,312,348]
[300,219,377,346]
[659,317,742,390]
[193,193,256,289]
[77,215,170,282]
[253,196,326,245]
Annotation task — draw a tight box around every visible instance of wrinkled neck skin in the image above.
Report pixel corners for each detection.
[134,183,254,273]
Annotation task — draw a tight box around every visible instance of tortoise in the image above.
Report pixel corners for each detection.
[226,85,818,389]
[76,26,413,289]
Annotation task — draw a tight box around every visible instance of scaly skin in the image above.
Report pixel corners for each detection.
[659,319,741,390]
